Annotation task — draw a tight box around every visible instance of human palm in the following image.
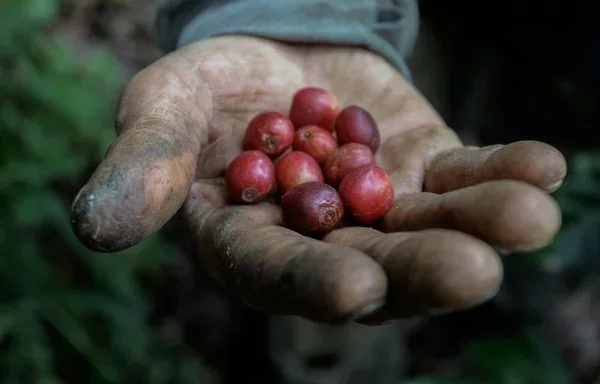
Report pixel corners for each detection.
[72,36,566,323]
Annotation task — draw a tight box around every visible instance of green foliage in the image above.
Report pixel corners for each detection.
[0,0,216,383]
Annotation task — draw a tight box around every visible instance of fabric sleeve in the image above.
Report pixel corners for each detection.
[155,0,419,81]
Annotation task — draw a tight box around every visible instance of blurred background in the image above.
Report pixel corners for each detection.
[1,0,599,383]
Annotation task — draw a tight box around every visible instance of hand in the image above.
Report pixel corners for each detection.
[71,36,566,324]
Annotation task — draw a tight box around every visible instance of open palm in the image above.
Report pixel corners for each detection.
[72,36,566,323]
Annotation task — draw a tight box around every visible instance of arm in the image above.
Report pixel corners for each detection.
[155,0,419,81]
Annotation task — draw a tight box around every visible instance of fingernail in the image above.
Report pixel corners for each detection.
[425,286,501,317]
[347,299,386,322]
[547,179,564,193]
[493,246,512,256]
[71,187,110,252]
[327,300,385,325]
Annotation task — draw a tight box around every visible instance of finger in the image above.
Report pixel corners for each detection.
[185,182,388,322]
[324,227,502,323]
[381,180,561,252]
[377,124,463,194]
[71,61,211,252]
[425,141,568,193]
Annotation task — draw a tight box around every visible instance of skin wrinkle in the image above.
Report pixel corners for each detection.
[364,79,404,119]
[240,231,300,278]
[329,228,410,264]
[404,240,442,305]
[231,231,322,313]
[329,229,440,323]
[331,50,368,105]
[121,59,209,149]
[324,228,501,320]
[387,168,424,195]
[244,240,308,312]
[471,147,505,184]
[465,146,503,186]
[195,133,233,178]
[439,181,561,250]
[377,124,462,194]
[201,207,249,288]
[119,158,184,246]
[379,181,561,251]
[390,235,428,305]
[380,124,459,170]
[217,89,279,101]
[141,156,191,218]
[425,142,568,194]
[486,141,567,191]
[425,145,504,192]
[382,193,431,232]
[282,248,384,320]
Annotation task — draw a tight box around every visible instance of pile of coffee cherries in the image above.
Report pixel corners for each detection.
[225,87,394,237]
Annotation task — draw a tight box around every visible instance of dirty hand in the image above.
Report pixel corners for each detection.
[71,36,567,324]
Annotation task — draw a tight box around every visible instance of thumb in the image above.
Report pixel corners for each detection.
[71,62,210,252]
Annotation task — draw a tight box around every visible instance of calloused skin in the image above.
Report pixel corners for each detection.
[71,35,567,324]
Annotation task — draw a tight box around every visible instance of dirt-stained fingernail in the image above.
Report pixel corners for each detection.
[547,179,563,193]
[328,299,386,325]
[348,299,386,321]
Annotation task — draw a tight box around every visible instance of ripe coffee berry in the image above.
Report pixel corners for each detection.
[281,181,344,236]
[225,150,276,204]
[288,87,339,131]
[334,105,381,152]
[293,125,338,164]
[323,143,375,187]
[339,165,394,225]
[275,151,324,194]
[242,111,294,158]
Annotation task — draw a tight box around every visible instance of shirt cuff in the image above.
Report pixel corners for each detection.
[159,0,419,82]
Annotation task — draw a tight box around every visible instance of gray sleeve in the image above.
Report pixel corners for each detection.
[155,0,419,81]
